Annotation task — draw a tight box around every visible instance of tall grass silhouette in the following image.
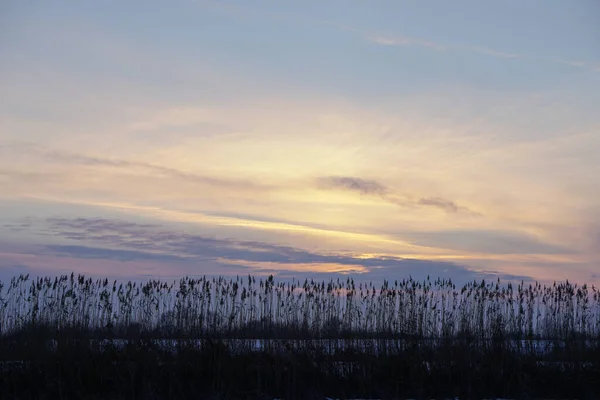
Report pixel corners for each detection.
[1,273,599,399]
[2,273,600,340]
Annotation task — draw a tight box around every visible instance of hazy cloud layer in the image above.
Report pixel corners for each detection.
[1,0,598,284]
[397,229,571,255]
[46,245,187,263]
[6,217,531,285]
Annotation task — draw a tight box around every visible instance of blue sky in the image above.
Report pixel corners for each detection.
[1,0,599,284]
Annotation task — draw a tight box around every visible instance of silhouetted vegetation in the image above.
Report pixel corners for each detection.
[1,273,599,399]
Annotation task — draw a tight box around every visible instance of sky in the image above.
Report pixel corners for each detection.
[1,0,599,285]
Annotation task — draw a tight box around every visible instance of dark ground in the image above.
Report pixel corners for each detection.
[1,334,599,399]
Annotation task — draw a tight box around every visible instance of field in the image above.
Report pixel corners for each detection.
[1,274,599,399]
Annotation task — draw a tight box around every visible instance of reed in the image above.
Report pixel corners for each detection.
[2,273,600,341]
[1,273,600,399]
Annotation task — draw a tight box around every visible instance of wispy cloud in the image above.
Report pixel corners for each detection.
[364,32,525,60]
[1,142,271,192]
[315,175,479,216]
[367,34,446,51]
[364,32,600,73]
[49,150,267,190]
[46,245,187,263]
[316,176,388,196]
[311,19,529,65]
[44,217,389,266]
[555,59,600,73]
[6,217,532,284]
[417,197,462,214]
[47,217,158,233]
[192,2,600,73]
[393,229,572,256]
[310,20,598,73]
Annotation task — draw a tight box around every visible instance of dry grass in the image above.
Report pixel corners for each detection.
[1,273,599,399]
[1,274,599,341]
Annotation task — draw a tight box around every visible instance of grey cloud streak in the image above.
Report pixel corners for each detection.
[316,176,388,196]
[316,175,479,215]
[418,197,466,214]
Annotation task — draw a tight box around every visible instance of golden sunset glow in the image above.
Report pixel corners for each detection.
[1,0,598,285]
